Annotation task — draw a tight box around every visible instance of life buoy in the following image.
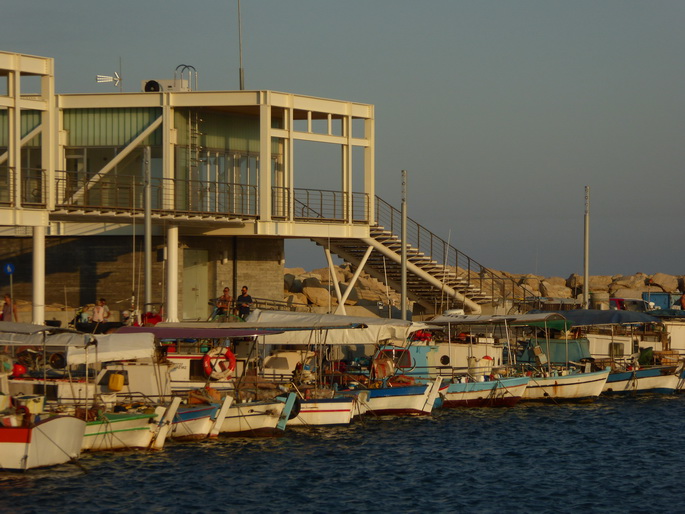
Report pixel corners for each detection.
[202,347,237,381]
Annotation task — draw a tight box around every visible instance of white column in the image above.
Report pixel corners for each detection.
[32,226,45,324]
[258,98,272,221]
[166,225,179,322]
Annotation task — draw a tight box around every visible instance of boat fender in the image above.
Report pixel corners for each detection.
[202,347,237,381]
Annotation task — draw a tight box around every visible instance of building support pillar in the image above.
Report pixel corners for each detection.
[166,225,179,322]
[32,225,45,324]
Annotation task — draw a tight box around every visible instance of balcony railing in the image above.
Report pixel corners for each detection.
[279,187,369,223]
[0,166,47,208]
[54,170,258,218]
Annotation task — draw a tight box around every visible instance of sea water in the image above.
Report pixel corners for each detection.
[2,395,684,513]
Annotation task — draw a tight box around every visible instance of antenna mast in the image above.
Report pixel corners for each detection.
[238,0,245,90]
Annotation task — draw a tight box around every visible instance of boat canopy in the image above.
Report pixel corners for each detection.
[66,332,156,365]
[518,338,593,365]
[241,309,430,345]
[542,309,660,326]
[430,312,567,325]
[0,323,155,365]
[118,325,285,339]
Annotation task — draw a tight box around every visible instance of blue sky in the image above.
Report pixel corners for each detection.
[4,1,684,278]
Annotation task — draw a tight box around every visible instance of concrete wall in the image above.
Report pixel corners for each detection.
[0,235,284,321]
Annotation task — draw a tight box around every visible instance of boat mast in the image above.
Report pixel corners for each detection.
[401,170,407,321]
[583,186,590,309]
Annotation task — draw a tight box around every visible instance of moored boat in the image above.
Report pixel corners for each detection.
[354,378,442,417]
[440,376,530,408]
[522,367,610,401]
[0,399,86,471]
[603,365,681,395]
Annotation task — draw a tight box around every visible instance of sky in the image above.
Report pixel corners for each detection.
[3,1,684,279]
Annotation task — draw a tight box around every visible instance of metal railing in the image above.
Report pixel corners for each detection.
[272,187,369,223]
[374,196,528,310]
[52,170,368,224]
[0,166,47,208]
[54,170,258,218]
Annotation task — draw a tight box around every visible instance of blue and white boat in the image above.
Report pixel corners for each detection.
[603,365,680,395]
[440,376,530,408]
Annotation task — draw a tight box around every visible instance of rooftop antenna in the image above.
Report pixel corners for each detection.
[238,0,245,90]
[96,71,122,92]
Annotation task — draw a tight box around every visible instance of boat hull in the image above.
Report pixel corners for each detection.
[603,367,680,394]
[522,369,610,401]
[287,397,355,426]
[0,415,85,471]
[171,404,219,441]
[83,407,167,451]
[441,376,529,408]
[362,379,441,416]
[219,401,287,437]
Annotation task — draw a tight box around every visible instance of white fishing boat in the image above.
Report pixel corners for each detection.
[1,322,185,452]
[82,397,181,451]
[603,365,681,395]
[440,376,530,408]
[522,367,610,401]
[0,410,86,471]
[218,398,291,437]
[356,378,443,416]
[287,394,357,426]
[171,395,233,441]
[553,310,682,395]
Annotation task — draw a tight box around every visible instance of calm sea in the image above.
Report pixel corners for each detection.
[2,395,684,513]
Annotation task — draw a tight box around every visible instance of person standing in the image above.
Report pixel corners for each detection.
[2,293,18,322]
[92,298,110,323]
[235,286,253,320]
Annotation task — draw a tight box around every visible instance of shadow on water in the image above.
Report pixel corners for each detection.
[3,395,685,513]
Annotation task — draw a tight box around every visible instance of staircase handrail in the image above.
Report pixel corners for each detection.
[374,196,527,308]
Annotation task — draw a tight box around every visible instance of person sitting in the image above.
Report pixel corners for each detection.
[216,288,233,315]
[209,288,233,321]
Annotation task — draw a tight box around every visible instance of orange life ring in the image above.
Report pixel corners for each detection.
[202,347,237,380]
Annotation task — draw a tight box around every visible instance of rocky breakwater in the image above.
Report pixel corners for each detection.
[284,266,685,314]
[495,271,684,305]
[284,264,406,316]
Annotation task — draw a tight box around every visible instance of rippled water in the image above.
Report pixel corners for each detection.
[2,395,684,513]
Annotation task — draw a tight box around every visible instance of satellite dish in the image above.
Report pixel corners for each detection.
[144,80,162,92]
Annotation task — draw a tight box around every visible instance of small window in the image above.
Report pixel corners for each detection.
[189,359,206,380]
[609,343,624,358]
[379,349,412,369]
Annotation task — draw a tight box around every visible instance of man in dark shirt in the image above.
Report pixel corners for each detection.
[236,286,253,320]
